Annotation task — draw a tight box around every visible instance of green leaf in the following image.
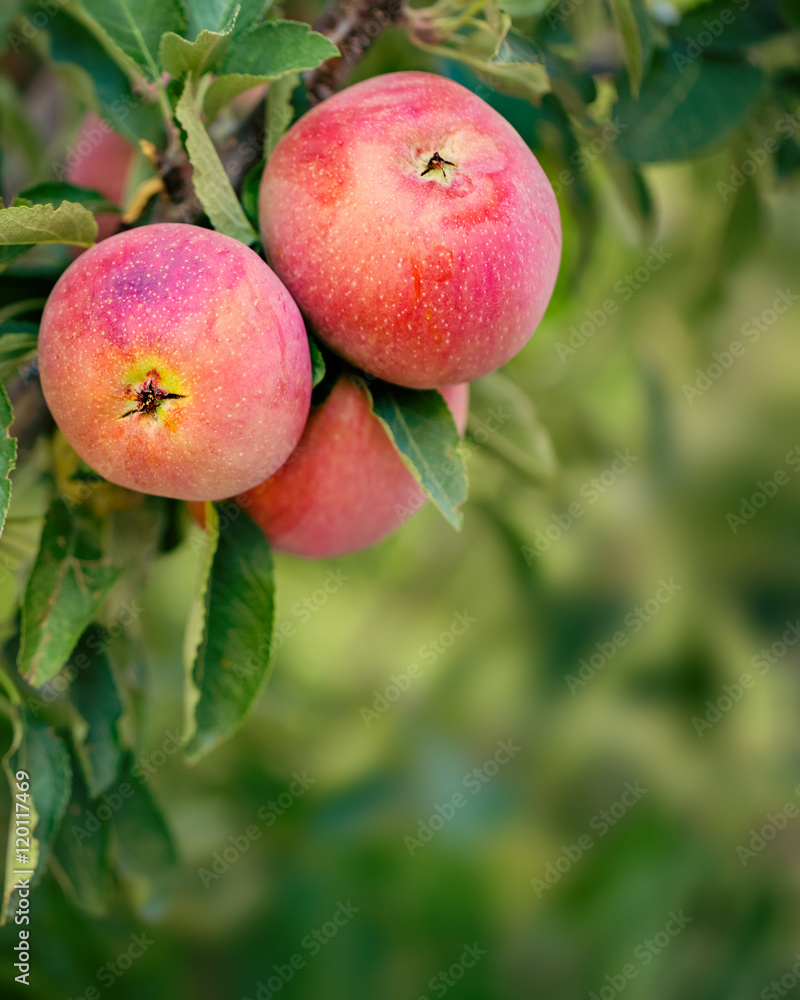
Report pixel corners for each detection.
[70,629,123,797]
[240,157,264,230]
[50,757,113,918]
[498,0,552,15]
[601,159,655,243]
[488,30,551,100]
[175,79,259,244]
[185,504,276,761]
[0,384,17,541]
[110,754,177,881]
[2,721,72,921]
[0,77,42,175]
[415,19,550,101]
[18,182,121,215]
[368,383,468,530]
[159,20,237,79]
[467,372,556,484]
[219,19,340,75]
[50,14,165,146]
[614,52,764,163]
[610,0,644,97]
[18,500,121,690]
[74,0,187,83]
[0,333,39,384]
[0,245,35,272]
[265,72,299,160]
[673,0,789,49]
[202,76,267,120]
[0,318,38,339]
[780,0,800,28]
[0,202,98,249]
[0,1,26,44]
[203,73,267,120]
[186,0,270,39]
[719,173,762,271]
[183,507,219,731]
[203,20,339,119]
[774,134,800,178]
[308,335,326,388]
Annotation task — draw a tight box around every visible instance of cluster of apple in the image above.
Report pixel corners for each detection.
[38,72,561,558]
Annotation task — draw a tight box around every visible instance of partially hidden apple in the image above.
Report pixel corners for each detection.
[223,377,469,559]
[39,223,312,501]
[65,113,135,243]
[259,71,561,389]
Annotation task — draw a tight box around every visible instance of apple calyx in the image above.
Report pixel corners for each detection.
[121,370,185,419]
[421,151,457,181]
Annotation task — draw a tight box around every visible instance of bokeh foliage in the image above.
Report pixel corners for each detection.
[0,0,798,997]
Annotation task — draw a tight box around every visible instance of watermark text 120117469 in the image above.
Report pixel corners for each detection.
[12,769,35,986]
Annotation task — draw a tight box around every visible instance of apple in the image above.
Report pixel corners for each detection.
[228,376,469,559]
[65,112,135,243]
[38,223,312,501]
[259,71,561,389]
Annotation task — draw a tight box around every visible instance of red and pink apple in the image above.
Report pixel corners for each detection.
[39,223,312,501]
[66,112,136,244]
[224,376,469,559]
[259,71,561,389]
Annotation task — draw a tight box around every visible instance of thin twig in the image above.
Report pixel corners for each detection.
[219,0,406,183]
[305,0,406,104]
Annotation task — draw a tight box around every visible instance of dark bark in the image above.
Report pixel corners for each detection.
[305,0,406,105]
[219,0,406,186]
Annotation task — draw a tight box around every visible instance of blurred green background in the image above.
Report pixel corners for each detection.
[1,1,800,998]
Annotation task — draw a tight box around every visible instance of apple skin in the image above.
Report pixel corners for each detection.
[229,377,469,559]
[65,113,135,243]
[39,223,312,501]
[259,71,561,389]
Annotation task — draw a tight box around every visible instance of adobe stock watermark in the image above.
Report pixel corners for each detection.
[545,0,589,28]
[672,0,751,70]
[718,110,800,201]
[551,117,628,199]
[393,404,512,524]
[339,0,403,66]
[416,942,487,1000]
[404,739,521,856]
[692,619,800,736]
[555,246,672,362]
[0,553,21,587]
[7,0,71,52]
[54,112,134,181]
[198,771,316,888]
[735,781,800,867]
[683,288,798,403]
[463,404,513,451]
[360,610,476,726]
[66,933,155,999]
[270,567,351,654]
[241,900,360,1000]
[726,444,800,534]
[530,781,648,898]
[190,504,350,661]
[27,608,145,717]
[589,910,692,1000]
[70,730,187,846]
[759,953,800,1000]
[521,449,638,560]
[60,465,112,509]
[565,577,682,694]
